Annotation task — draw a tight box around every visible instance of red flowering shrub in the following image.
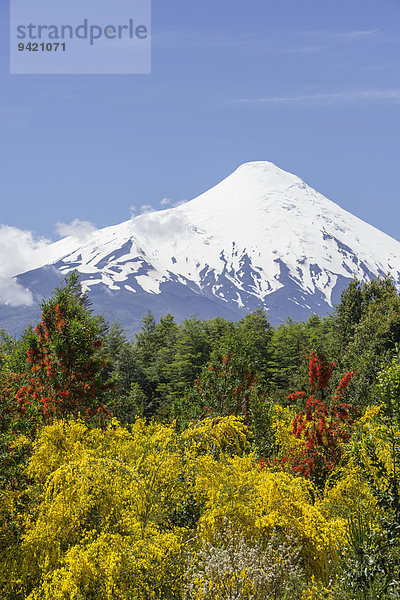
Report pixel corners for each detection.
[308,352,336,391]
[282,353,358,487]
[0,275,113,438]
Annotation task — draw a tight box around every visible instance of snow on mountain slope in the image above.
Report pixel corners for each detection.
[9,161,400,334]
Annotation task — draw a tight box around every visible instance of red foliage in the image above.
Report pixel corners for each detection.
[282,354,358,485]
[333,371,356,400]
[308,352,336,391]
[0,295,112,433]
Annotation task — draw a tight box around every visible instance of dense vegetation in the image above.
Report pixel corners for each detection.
[1,271,400,599]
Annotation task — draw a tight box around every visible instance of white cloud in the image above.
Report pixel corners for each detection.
[160,197,186,208]
[304,29,379,41]
[56,218,97,241]
[235,89,400,106]
[0,277,34,306]
[0,225,51,306]
[335,29,379,40]
[153,29,381,55]
[136,212,186,239]
[129,204,156,218]
[140,204,153,214]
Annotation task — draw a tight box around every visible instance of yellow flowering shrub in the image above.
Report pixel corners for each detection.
[0,412,362,598]
[271,404,300,457]
[9,434,32,453]
[194,452,261,535]
[319,405,389,526]
[258,471,344,580]
[27,530,185,600]
[181,414,248,460]
[0,488,20,582]
[350,404,400,480]
[194,451,343,582]
[301,576,334,599]
[3,418,187,599]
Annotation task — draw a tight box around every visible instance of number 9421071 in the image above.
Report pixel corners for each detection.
[18,42,66,51]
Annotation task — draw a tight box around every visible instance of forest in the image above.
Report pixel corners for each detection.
[1,271,400,599]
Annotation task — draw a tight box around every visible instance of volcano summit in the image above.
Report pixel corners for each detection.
[4,161,400,335]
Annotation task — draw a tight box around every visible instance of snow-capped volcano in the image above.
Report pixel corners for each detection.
[6,161,400,335]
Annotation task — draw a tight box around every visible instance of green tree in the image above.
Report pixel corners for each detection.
[269,319,309,397]
[339,283,400,408]
[128,312,179,418]
[235,308,273,382]
[162,316,234,404]
[334,275,399,364]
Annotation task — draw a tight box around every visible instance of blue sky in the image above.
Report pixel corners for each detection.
[1,0,399,246]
